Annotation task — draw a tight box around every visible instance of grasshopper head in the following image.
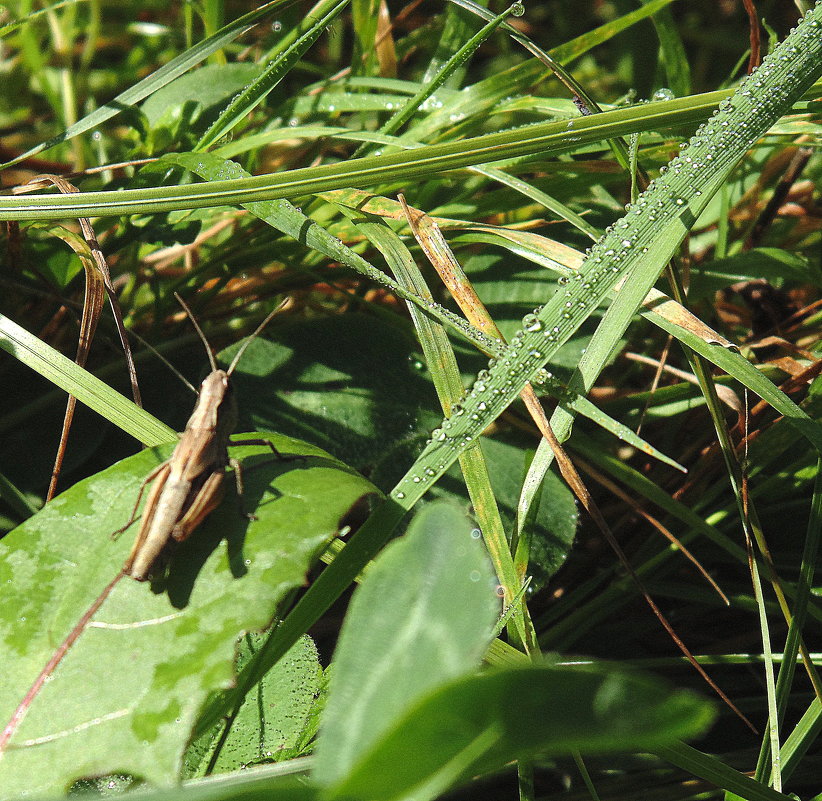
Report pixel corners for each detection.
[193,369,238,434]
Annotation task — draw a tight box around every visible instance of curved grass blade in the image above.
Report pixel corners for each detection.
[21,175,143,499]
[0,91,764,220]
[33,220,107,501]
[0,313,172,447]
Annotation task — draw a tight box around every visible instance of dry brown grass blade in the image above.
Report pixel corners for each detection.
[398,193,756,731]
[25,175,142,500]
[38,225,106,501]
[375,0,397,77]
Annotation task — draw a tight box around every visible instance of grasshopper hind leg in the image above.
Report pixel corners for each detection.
[111,462,170,539]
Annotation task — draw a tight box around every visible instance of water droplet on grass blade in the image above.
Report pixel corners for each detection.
[522,314,543,332]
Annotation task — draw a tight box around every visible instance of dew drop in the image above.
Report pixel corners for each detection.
[652,87,675,102]
[522,313,543,332]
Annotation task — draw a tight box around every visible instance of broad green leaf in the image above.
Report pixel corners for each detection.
[225,314,440,470]
[141,63,262,129]
[325,661,715,801]
[313,502,499,786]
[0,433,375,796]
[183,634,322,777]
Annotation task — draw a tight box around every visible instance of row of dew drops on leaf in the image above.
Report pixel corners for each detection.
[391,7,822,500]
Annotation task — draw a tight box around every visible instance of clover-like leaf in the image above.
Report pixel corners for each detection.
[0,433,375,796]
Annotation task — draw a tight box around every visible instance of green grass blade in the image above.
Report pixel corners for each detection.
[765,458,822,783]
[653,742,792,801]
[0,313,173,447]
[550,0,681,64]
[0,91,763,220]
[195,0,351,151]
[642,0,691,96]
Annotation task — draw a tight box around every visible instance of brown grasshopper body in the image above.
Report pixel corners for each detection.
[0,297,294,752]
[122,369,238,580]
[118,296,291,581]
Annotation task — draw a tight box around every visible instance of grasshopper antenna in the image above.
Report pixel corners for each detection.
[226,299,287,376]
[174,292,218,373]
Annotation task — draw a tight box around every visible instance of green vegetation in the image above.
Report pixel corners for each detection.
[0,1,821,799]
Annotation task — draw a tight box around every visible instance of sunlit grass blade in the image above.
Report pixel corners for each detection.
[0,313,173,447]
[323,188,683,471]
[0,91,781,220]
[196,0,351,152]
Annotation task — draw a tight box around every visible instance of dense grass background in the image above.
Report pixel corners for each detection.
[0,1,821,799]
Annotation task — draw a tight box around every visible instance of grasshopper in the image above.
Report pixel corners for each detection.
[118,294,294,581]
[0,296,296,752]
